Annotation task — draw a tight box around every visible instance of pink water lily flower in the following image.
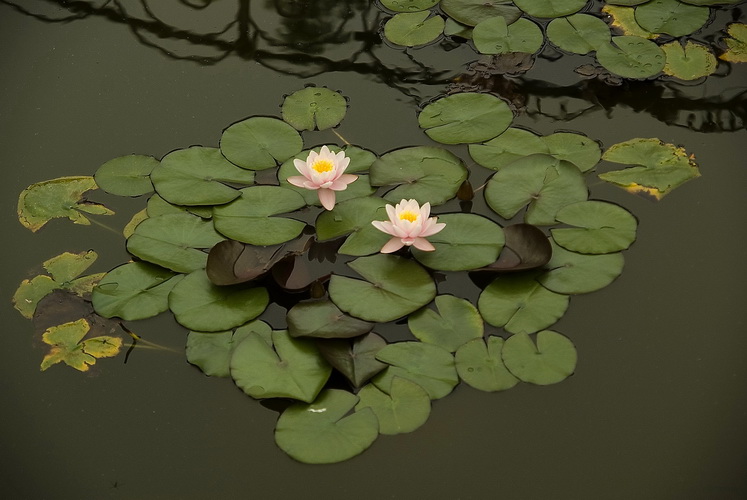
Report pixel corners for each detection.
[371,199,446,253]
[287,146,358,210]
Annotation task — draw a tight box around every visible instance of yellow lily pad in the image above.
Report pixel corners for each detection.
[40,318,123,372]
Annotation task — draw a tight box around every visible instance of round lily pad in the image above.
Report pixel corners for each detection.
[281,87,347,131]
[384,11,445,47]
[418,93,513,144]
[596,36,666,79]
[513,0,587,18]
[212,186,306,246]
[551,201,638,254]
[94,154,157,196]
[329,254,436,323]
[501,331,577,385]
[468,128,548,170]
[542,132,602,173]
[356,377,431,435]
[411,213,505,271]
[275,389,379,464]
[408,295,484,352]
[546,13,612,55]
[473,17,544,55]
[374,342,458,400]
[150,147,255,206]
[635,0,709,37]
[538,241,625,294]
[168,270,269,332]
[381,0,440,12]
[661,41,717,80]
[220,116,303,170]
[455,336,520,392]
[315,196,390,256]
[440,0,522,26]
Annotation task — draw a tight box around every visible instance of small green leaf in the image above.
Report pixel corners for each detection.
[538,241,625,294]
[381,0,440,12]
[440,0,522,26]
[551,201,638,254]
[374,342,458,400]
[408,295,484,352]
[281,87,347,131]
[384,12,445,47]
[220,116,303,170]
[455,337,520,392]
[473,17,543,55]
[356,377,431,435]
[501,331,577,385]
[287,299,374,339]
[513,0,588,18]
[634,0,709,37]
[596,36,666,79]
[94,154,157,196]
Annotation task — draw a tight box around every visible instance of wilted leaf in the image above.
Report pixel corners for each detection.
[40,318,122,372]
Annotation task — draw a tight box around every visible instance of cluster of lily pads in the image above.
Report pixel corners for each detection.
[380,0,747,80]
[15,85,701,463]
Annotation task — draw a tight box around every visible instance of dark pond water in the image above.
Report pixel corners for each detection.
[1,1,746,499]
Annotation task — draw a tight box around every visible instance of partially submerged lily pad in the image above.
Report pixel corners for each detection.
[501,331,577,385]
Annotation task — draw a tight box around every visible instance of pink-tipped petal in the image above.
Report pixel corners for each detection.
[412,238,436,251]
[318,188,336,210]
[380,238,405,253]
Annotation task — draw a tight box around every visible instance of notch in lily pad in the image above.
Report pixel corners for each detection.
[281,87,348,131]
[501,331,577,385]
[40,318,123,372]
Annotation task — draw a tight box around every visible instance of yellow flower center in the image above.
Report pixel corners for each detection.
[312,159,334,173]
[398,210,419,223]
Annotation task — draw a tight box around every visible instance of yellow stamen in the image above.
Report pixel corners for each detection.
[312,159,334,173]
[398,210,419,222]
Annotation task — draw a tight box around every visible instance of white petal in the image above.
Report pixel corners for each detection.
[318,189,336,210]
[293,158,311,177]
[380,238,405,253]
[372,220,395,235]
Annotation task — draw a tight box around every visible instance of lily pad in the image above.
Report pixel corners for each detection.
[478,272,570,333]
[418,93,513,144]
[439,0,522,26]
[484,154,588,225]
[230,329,331,402]
[356,377,431,435]
[94,154,157,196]
[168,270,268,332]
[444,17,473,39]
[501,331,577,385]
[329,254,436,323]
[220,116,303,170]
[369,146,468,205]
[287,299,374,339]
[186,320,272,378]
[274,389,379,464]
[150,147,255,206]
[661,41,717,80]
[315,197,390,256]
[473,17,544,55]
[542,132,602,173]
[596,36,666,78]
[634,0,709,37]
[384,11,445,47]
[408,295,483,352]
[40,318,122,372]
[547,14,612,55]
[513,0,588,18]
[468,128,549,170]
[411,213,505,271]
[720,23,747,63]
[599,138,701,199]
[374,342,458,400]
[281,87,347,131]
[475,223,552,272]
[455,336,520,392]
[18,176,114,232]
[551,201,638,254]
[212,186,306,246]
[381,0,439,12]
[315,333,389,388]
[538,241,625,294]
[126,213,224,273]
[92,262,184,321]
[602,5,658,39]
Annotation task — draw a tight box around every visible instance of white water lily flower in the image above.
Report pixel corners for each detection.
[287,146,357,210]
[371,199,446,253]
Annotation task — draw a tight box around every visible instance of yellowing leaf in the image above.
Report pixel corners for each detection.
[602,5,658,39]
[720,23,747,63]
[40,318,123,372]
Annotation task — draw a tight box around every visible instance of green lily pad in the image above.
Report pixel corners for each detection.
[439,0,522,26]
[596,36,666,78]
[40,318,122,372]
[606,0,649,5]
[444,17,473,38]
[661,41,717,80]
[538,241,625,294]
[484,154,588,225]
[18,176,114,232]
[94,154,157,196]
[551,201,638,254]
[418,93,513,144]
[230,329,331,402]
[281,87,347,131]
[274,389,379,464]
[168,270,268,332]
[468,128,549,170]
[475,223,552,272]
[287,299,374,339]
[315,197,390,256]
[381,0,440,12]
[478,272,570,333]
[599,138,701,199]
[212,186,306,245]
[635,0,709,37]
[720,23,747,63]
[150,147,255,206]
[384,11,445,47]
[411,213,505,271]
[513,0,588,18]
[542,133,602,173]
[455,336,520,392]
[473,17,543,55]
[220,116,303,170]
[408,295,483,352]
[369,146,468,205]
[681,0,741,4]
[501,331,577,385]
[356,377,431,435]
[329,254,436,323]
[315,333,389,389]
[602,5,658,39]
[92,262,184,321]
[547,13,612,55]
[374,342,458,400]
[186,320,272,378]
[126,213,224,273]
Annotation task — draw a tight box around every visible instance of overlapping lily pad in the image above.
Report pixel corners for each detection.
[469,127,549,170]
[408,295,483,352]
[455,336,520,392]
[551,201,638,254]
[538,241,625,294]
[635,0,709,37]
[473,17,543,55]
[418,93,513,144]
[720,23,747,63]
[281,87,347,131]
[287,299,374,339]
[356,377,431,435]
[315,333,388,388]
[94,154,157,197]
[381,0,439,12]
[547,14,612,55]
[220,116,303,170]
[384,11,445,47]
[501,331,577,385]
[374,342,459,400]
[186,320,272,378]
[439,0,522,26]
[596,36,666,78]
[315,196,390,255]
[513,0,588,18]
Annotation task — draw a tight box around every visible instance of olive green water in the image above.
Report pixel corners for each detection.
[1,2,746,499]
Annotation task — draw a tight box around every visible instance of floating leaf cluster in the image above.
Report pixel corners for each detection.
[15,83,701,463]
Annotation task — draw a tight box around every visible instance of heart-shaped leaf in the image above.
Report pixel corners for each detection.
[287,299,374,339]
[220,116,303,170]
[374,342,458,400]
[455,336,520,392]
[94,154,157,196]
[281,87,347,131]
[551,201,638,254]
[408,295,483,352]
[501,331,577,385]
[315,333,388,388]
[356,377,431,435]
